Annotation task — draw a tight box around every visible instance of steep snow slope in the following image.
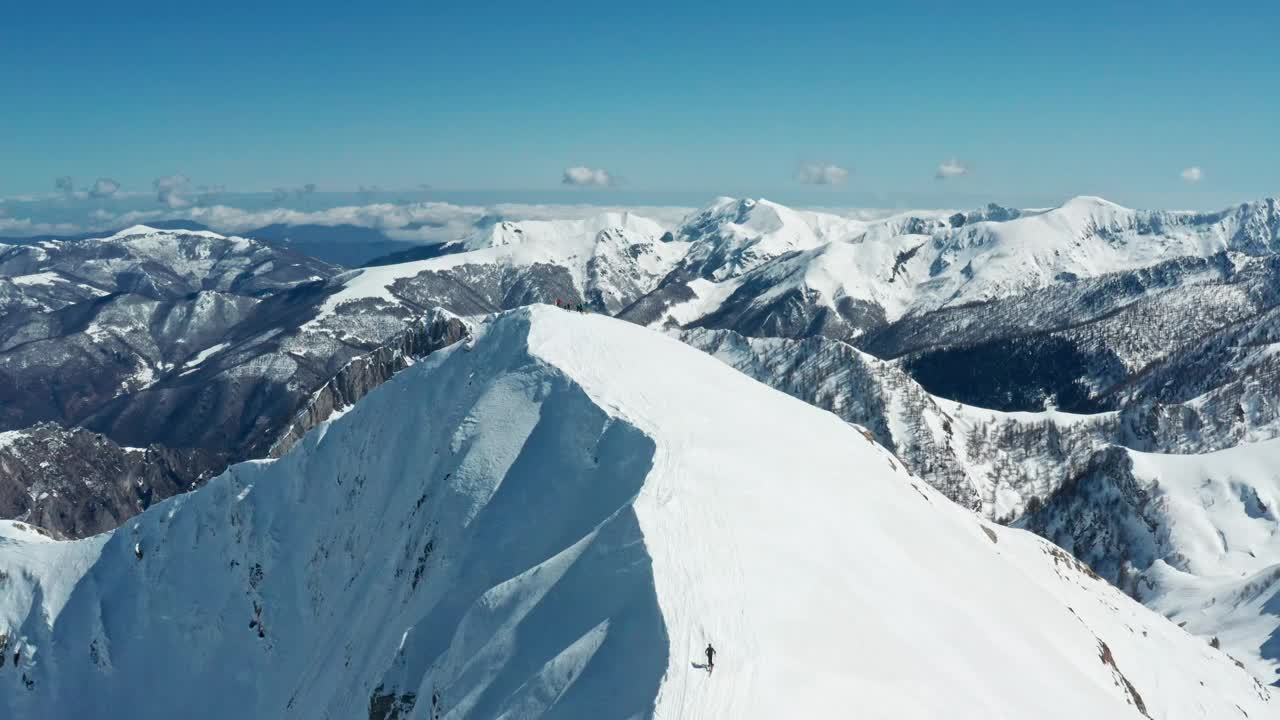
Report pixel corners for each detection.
[1026,439,1280,684]
[0,308,1272,719]
[685,326,1280,683]
[1134,441,1280,683]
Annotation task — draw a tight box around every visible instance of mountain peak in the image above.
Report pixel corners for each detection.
[102,224,229,241]
[1060,195,1130,212]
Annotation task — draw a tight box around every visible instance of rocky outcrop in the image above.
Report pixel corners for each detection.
[268,311,469,459]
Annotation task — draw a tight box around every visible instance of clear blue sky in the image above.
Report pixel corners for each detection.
[2,0,1277,207]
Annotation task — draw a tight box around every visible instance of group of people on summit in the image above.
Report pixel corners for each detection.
[553,298,589,313]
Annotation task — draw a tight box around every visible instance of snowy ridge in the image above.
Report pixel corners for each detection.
[309,212,686,325]
[685,325,1280,682]
[681,327,1119,518]
[102,224,229,242]
[0,308,1272,718]
[637,195,1280,337]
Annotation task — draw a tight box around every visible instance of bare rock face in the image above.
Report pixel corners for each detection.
[269,311,470,459]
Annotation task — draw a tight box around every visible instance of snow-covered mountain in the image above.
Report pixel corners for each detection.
[0,226,471,537]
[0,225,337,428]
[642,196,1280,344]
[682,323,1280,682]
[0,225,330,313]
[309,211,685,328]
[0,308,1272,719]
[1023,439,1280,684]
[676,197,865,280]
[6,197,1280,697]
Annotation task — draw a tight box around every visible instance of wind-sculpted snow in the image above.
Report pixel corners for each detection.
[0,308,1273,719]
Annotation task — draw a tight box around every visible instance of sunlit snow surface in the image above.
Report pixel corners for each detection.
[1125,440,1280,681]
[0,308,1272,719]
[307,196,1280,336]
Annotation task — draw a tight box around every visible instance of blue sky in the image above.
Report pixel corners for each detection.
[2,0,1277,208]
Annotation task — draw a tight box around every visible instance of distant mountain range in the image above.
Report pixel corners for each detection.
[0,220,419,268]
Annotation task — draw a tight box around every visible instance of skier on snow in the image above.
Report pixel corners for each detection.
[705,643,716,673]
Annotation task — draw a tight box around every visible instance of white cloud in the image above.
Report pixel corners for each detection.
[88,178,121,199]
[561,166,615,187]
[794,162,849,185]
[1180,166,1203,183]
[153,174,191,208]
[935,159,968,180]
